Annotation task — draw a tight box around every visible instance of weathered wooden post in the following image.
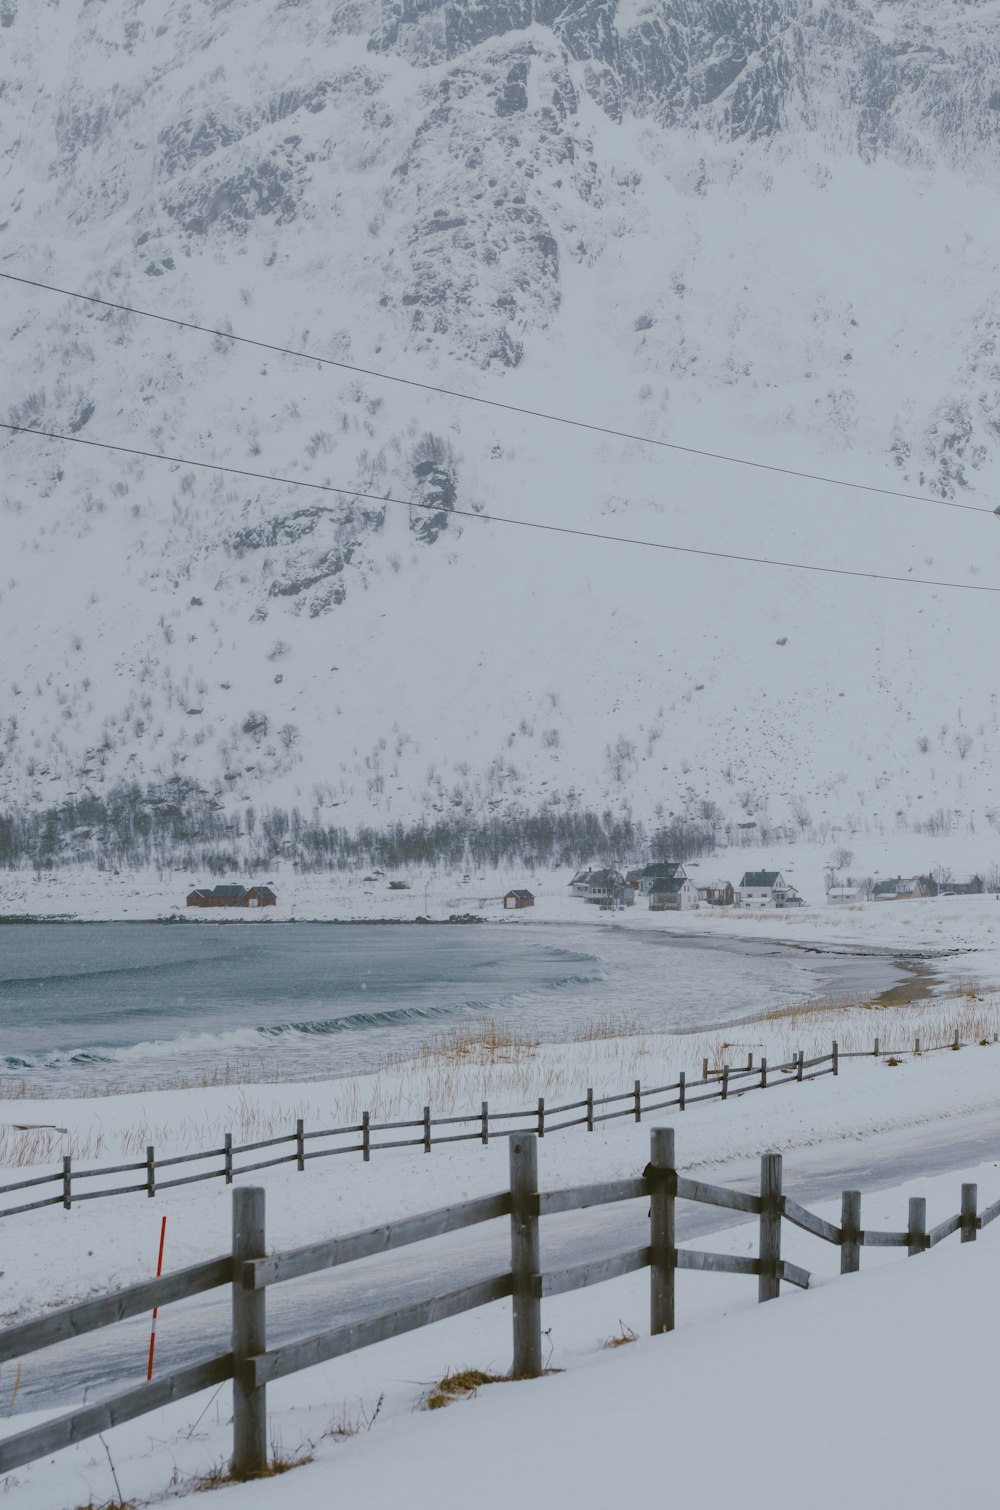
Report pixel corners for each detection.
[509,1133,541,1378]
[146,1145,156,1199]
[796,1050,804,1083]
[224,1133,233,1185]
[678,1070,686,1110]
[586,1088,594,1132]
[362,1110,371,1162]
[423,1106,432,1154]
[633,1079,641,1123]
[840,1190,861,1274]
[832,1041,839,1077]
[232,1186,267,1479]
[907,1197,927,1256]
[961,1183,978,1243]
[62,1155,72,1211]
[648,1127,676,1334]
[537,1097,545,1137]
[481,1101,489,1146]
[760,1057,767,1089]
[721,1065,729,1101]
[758,1153,782,1302]
[295,1119,305,1173]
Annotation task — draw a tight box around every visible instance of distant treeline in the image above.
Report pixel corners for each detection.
[0,780,717,875]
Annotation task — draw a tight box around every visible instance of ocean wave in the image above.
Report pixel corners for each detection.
[0,953,241,991]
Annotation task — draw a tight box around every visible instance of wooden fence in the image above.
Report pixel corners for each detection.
[0,1125,995,1482]
[0,1046,838,1220]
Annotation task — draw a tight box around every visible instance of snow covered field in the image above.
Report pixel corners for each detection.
[2,994,1000,1508]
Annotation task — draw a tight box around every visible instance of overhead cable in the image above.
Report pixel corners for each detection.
[1,270,992,518]
[1,418,995,594]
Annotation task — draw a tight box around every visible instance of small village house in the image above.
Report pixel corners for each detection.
[569,868,630,905]
[503,889,535,910]
[186,883,277,909]
[695,879,734,906]
[736,871,805,909]
[648,876,699,911]
[625,862,689,895]
[872,877,927,901]
[827,886,860,906]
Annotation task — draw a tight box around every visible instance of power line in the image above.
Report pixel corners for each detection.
[1,269,993,519]
[2,418,996,594]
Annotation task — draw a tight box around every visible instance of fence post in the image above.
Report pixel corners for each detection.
[295,1119,304,1174]
[586,1088,594,1132]
[231,1186,267,1479]
[537,1097,545,1138]
[678,1070,686,1111]
[224,1133,233,1185]
[953,1030,960,1050]
[758,1153,782,1302]
[874,1036,880,1059]
[832,1041,839,1077]
[362,1111,370,1163]
[702,1057,709,1080]
[721,1065,729,1101]
[907,1197,927,1256]
[423,1106,432,1154]
[648,1127,676,1335]
[62,1155,72,1212]
[146,1145,156,1199]
[914,1036,920,1056]
[481,1100,489,1147]
[634,1080,641,1123]
[509,1134,541,1378]
[961,1183,978,1243]
[840,1191,861,1274]
[796,1050,804,1083]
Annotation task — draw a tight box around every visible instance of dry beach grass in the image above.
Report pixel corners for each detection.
[2,989,998,1169]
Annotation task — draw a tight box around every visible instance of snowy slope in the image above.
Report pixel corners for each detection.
[3,0,1000,845]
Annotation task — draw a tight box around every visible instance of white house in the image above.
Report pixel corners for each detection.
[648,876,699,911]
[626,862,689,895]
[736,871,805,908]
[827,886,860,906]
[569,868,628,904]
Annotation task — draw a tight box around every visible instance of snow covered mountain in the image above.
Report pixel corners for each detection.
[3,0,1000,854]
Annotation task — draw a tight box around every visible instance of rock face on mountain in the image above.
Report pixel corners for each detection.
[2,0,1000,845]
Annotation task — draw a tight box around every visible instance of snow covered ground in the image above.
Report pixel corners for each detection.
[2,1021,999,1508]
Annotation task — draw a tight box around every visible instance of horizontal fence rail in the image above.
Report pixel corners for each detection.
[1,1126,997,1483]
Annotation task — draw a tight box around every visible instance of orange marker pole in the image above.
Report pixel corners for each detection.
[146,1215,167,1382]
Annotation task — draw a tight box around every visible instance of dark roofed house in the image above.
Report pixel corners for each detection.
[627,862,688,895]
[186,883,268,908]
[648,875,699,911]
[737,870,782,907]
[736,871,804,908]
[503,889,535,910]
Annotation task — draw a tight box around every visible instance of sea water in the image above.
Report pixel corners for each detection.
[0,922,916,1093]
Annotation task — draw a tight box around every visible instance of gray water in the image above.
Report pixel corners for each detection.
[0,922,924,1094]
